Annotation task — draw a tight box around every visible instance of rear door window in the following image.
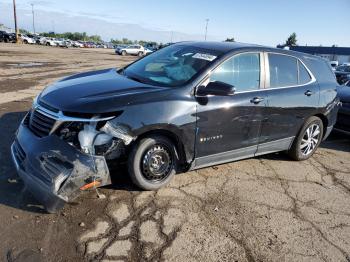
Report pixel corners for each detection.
[268,53,298,88]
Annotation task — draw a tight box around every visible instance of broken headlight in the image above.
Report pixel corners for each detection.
[56,120,130,160]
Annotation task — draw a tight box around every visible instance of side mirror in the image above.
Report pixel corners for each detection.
[196,81,235,97]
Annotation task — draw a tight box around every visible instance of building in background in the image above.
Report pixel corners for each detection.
[288,46,350,64]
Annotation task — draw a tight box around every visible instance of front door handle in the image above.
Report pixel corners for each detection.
[304,90,314,96]
[250,97,264,104]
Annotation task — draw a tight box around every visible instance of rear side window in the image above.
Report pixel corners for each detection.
[210,53,260,92]
[268,54,298,88]
[298,60,312,84]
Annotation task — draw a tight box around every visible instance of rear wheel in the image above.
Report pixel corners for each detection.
[288,116,323,160]
[128,135,178,190]
[138,51,144,57]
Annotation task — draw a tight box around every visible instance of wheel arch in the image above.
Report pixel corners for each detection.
[314,113,328,139]
[134,128,189,170]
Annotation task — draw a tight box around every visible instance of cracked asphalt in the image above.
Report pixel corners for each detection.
[1,44,350,262]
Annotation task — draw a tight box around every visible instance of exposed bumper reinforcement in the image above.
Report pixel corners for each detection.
[11,124,112,213]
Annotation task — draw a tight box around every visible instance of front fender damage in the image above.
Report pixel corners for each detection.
[100,121,136,145]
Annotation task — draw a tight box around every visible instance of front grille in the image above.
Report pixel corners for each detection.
[41,156,73,178]
[29,110,56,137]
[13,139,26,163]
[38,100,59,113]
[23,111,31,126]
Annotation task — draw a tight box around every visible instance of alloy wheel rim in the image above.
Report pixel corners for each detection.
[142,144,173,182]
[300,123,321,156]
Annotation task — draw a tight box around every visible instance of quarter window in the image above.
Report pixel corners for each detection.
[210,53,260,92]
[298,60,312,84]
[268,53,298,88]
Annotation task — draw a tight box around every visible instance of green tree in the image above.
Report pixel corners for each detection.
[285,33,297,46]
[224,37,235,42]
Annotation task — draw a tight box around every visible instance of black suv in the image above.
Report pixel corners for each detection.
[0,31,16,43]
[335,81,350,133]
[335,65,350,85]
[11,42,339,212]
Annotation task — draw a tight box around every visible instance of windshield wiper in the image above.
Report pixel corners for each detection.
[128,75,145,83]
[118,68,146,84]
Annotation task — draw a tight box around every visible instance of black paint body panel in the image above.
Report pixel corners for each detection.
[12,42,340,211]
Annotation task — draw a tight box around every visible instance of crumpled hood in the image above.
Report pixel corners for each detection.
[39,68,166,113]
[337,86,350,103]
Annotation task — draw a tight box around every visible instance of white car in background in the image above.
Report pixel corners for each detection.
[117,44,146,56]
[41,37,58,46]
[19,34,35,44]
[72,41,84,48]
[144,48,154,55]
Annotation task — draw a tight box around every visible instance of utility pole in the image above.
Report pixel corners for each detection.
[31,3,35,34]
[170,31,174,43]
[204,18,209,41]
[13,0,19,43]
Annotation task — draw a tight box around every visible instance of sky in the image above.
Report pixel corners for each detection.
[0,0,349,46]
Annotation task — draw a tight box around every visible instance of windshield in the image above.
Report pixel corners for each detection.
[336,65,350,72]
[122,44,223,87]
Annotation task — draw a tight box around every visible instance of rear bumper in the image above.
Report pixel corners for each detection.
[335,104,350,133]
[323,125,334,141]
[11,123,111,213]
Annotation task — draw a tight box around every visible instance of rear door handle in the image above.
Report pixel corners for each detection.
[304,90,314,96]
[250,97,264,104]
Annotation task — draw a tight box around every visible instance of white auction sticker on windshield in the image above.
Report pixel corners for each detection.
[192,53,217,61]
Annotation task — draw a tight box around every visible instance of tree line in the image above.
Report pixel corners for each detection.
[15,27,299,47]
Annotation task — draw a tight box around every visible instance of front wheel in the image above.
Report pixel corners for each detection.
[138,51,144,57]
[288,116,323,161]
[121,50,127,56]
[128,135,178,190]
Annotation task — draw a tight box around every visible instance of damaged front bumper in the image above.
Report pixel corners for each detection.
[11,123,112,213]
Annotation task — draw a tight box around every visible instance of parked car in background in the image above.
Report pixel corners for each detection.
[72,41,84,48]
[117,44,146,56]
[105,42,115,49]
[41,37,58,46]
[35,36,46,45]
[335,80,350,134]
[115,44,128,54]
[19,34,36,44]
[144,48,154,55]
[335,65,350,84]
[57,39,72,48]
[96,43,107,48]
[0,31,16,43]
[11,42,340,212]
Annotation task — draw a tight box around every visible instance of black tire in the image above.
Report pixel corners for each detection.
[23,40,28,44]
[138,51,144,57]
[121,50,127,56]
[46,42,50,46]
[128,135,178,190]
[288,116,324,161]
